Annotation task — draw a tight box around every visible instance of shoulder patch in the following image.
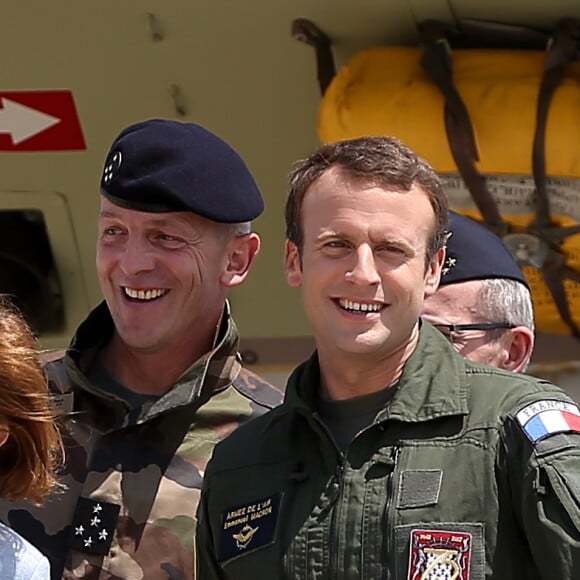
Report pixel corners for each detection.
[516,400,580,443]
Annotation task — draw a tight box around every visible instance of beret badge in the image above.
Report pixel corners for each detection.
[441,255,457,277]
[440,211,529,289]
[102,151,122,185]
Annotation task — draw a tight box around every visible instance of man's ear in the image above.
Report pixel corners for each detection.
[284,240,302,288]
[502,327,535,373]
[221,233,261,288]
[424,247,446,297]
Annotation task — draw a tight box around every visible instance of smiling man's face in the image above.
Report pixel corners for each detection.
[96,197,233,355]
[285,167,444,361]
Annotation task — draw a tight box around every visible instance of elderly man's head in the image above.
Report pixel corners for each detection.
[422,212,534,372]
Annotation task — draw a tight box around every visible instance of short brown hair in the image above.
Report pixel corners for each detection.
[285,136,449,261]
[0,298,62,504]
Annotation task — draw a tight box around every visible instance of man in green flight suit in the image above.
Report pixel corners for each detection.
[0,119,282,579]
[197,136,580,579]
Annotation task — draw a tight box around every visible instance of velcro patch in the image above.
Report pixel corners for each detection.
[398,470,443,509]
[218,493,282,563]
[408,529,472,580]
[516,400,580,443]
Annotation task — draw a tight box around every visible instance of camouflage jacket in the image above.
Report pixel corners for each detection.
[0,301,282,580]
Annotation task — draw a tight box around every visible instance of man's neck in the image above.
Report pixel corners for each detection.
[316,327,419,401]
[102,333,216,396]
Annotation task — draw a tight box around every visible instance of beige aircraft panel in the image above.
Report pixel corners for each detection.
[1,0,579,368]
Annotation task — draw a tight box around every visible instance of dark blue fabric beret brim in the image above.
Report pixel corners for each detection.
[441,211,530,290]
[100,119,264,223]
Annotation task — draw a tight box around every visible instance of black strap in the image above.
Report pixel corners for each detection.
[531,18,580,335]
[542,250,580,340]
[418,20,508,235]
[446,18,549,50]
[291,18,336,96]
[532,18,580,228]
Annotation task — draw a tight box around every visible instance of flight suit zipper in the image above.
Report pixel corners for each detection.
[328,462,345,579]
[309,411,345,580]
[383,445,400,580]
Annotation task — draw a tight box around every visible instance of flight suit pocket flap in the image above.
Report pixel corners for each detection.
[543,454,580,533]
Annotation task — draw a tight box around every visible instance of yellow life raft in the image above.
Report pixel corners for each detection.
[299,17,580,336]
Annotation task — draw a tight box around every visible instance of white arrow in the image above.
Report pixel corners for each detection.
[0,98,61,145]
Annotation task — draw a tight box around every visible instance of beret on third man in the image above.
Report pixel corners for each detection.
[100,119,264,223]
[441,211,530,290]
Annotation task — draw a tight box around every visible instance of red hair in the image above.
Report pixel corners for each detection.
[0,298,62,504]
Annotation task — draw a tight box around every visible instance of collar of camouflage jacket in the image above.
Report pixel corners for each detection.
[63,300,242,421]
[284,321,469,424]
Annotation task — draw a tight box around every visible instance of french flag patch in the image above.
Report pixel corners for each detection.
[516,400,580,443]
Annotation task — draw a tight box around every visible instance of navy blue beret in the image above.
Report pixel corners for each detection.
[441,211,530,289]
[100,119,264,222]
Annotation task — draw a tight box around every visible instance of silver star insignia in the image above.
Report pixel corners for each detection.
[92,503,103,514]
[98,529,108,541]
[84,537,93,548]
[90,516,101,527]
[74,525,84,536]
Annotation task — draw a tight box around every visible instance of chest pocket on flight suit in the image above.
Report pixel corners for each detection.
[389,442,491,580]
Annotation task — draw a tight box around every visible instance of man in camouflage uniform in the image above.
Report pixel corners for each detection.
[197,136,580,579]
[0,119,282,579]
[422,210,535,372]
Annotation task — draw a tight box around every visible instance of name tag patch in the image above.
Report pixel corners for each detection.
[50,392,74,415]
[218,493,282,563]
[408,529,472,580]
[516,399,580,443]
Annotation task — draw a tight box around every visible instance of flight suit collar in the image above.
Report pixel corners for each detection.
[285,321,469,423]
[377,321,469,422]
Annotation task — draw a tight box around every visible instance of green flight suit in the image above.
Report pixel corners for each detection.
[197,322,580,579]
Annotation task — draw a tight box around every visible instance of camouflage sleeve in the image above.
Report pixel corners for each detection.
[501,398,580,578]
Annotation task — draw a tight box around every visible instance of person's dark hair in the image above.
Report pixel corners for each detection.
[0,298,62,504]
[285,136,449,262]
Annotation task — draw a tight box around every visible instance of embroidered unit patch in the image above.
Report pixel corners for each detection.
[218,493,282,563]
[516,400,580,443]
[408,529,472,580]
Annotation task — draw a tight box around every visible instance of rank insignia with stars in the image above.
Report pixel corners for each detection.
[68,497,120,555]
[441,255,457,277]
[102,150,122,185]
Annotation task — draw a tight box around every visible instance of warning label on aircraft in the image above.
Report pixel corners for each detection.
[0,90,86,151]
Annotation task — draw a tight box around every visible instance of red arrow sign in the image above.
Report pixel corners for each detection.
[0,91,86,151]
